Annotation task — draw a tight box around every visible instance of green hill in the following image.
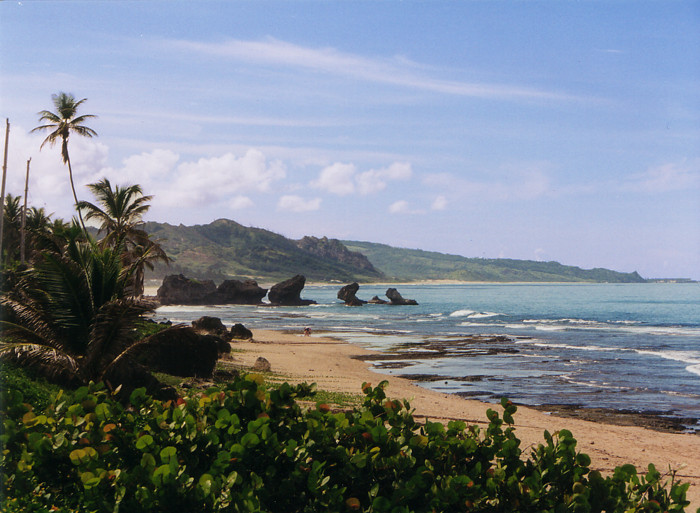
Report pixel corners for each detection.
[143,218,645,283]
[143,219,384,282]
[341,240,646,283]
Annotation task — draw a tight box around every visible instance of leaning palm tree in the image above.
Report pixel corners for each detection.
[31,92,97,234]
[77,178,170,296]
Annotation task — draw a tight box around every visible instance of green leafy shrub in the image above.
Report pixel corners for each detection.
[0,376,693,512]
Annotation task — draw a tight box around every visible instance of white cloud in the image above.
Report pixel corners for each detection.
[624,160,700,193]
[431,195,448,210]
[229,195,254,210]
[312,160,412,196]
[312,162,356,195]
[277,195,321,212]
[389,200,411,214]
[117,149,180,183]
[160,149,286,207]
[357,162,412,195]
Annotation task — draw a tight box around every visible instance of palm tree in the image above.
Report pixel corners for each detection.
[77,178,170,296]
[0,237,179,387]
[2,194,22,265]
[31,92,97,234]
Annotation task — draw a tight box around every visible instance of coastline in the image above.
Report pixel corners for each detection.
[230,329,700,508]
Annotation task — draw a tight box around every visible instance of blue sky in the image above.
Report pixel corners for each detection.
[1,1,699,279]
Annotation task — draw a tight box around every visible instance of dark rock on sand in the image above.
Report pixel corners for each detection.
[268,275,316,306]
[230,323,253,340]
[157,274,216,305]
[386,288,419,305]
[192,316,230,340]
[337,282,366,306]
[253,357,271,372]
[137,326,219,378]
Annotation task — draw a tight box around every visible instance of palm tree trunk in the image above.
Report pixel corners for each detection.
[65,153,88,235]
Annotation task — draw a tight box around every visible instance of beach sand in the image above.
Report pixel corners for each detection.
[228,329,700,508]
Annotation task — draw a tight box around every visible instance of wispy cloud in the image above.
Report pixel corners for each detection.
[165,37,584,102]
[622,160,700,193]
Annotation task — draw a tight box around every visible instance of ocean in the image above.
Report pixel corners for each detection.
[155,283,700,431]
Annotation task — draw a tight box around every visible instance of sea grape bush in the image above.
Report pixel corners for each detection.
[0,375,693,512]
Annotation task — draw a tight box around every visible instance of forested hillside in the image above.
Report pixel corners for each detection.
[342,241,646,283]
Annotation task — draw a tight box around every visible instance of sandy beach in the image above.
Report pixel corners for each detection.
[228,329,700,509]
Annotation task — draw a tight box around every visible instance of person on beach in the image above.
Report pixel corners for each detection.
[304,327,311,336]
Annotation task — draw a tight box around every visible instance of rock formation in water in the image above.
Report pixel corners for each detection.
[386,288,419,305]
[337,282,366,306]
[268,275,316,306]
[156,274,267,305]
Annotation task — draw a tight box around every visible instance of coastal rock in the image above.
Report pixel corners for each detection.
[268,275,316,306]
[136,326,219,378]
[253,357,271,372]
[156,274,216,305]
[367,295,388,304]
[192,316,230,340]
[386,288,419,305]
[230,323,253,340]
[210,279,267,305]
[337,282,366,306]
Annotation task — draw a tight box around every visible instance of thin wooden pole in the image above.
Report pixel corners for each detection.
[20,158,31,264]
[0,119,10,268]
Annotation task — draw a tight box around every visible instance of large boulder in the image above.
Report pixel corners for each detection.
[386,288,419,305]
[268,275,316,306]
[192,316,229,339]
[156,274,216,305]
[230,323,253,340]
[211,279,267,305]
[337,282,366,306]
[137,326,219,378]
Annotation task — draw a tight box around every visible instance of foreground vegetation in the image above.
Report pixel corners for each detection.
[1,371,693,513]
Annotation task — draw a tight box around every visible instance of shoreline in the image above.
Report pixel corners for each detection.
[229,329,700,508]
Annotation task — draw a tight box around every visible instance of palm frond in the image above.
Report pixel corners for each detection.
[83,297,153,381]
[0,342,81,385]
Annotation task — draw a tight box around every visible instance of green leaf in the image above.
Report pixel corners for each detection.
[198,473,214,496]
[136,434,154,451]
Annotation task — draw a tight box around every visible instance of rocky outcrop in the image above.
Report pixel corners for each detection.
[337,282,366,306]
[157,275,267,306]
[386,288,419,305]
[367,295,388,304]
[296,236,380,274]
[268,275,316,306]
[209,279,267,305]
[156,274,216,305]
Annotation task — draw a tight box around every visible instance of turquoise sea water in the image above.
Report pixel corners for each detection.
[156,283,700,430]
